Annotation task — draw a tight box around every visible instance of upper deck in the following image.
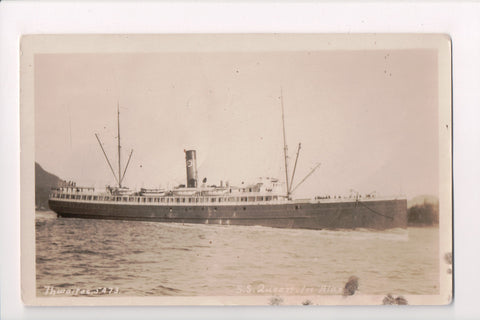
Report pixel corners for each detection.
[49,187,404,206]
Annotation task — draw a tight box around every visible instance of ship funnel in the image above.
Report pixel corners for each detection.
[185,150,198,188]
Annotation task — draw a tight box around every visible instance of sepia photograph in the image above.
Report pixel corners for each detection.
[20,34,452,306]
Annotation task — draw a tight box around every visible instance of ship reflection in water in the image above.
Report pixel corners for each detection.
[35,211,439,298]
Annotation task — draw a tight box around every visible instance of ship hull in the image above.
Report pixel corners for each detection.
[48,198,407,230]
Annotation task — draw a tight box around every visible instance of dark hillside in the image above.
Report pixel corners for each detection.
[35,162,62,210]
[407,195,439,226]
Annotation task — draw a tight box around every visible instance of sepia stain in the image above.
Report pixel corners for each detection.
[445,252,452,264]
[382,294,408,305]
[343,276,359,296]
[302,299,313,306]
[445,252,453,274]
[269,296,284,306]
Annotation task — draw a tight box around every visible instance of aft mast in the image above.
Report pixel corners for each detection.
[281,89,291,200]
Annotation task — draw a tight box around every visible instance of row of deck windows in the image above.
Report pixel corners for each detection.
[53,193,278,203]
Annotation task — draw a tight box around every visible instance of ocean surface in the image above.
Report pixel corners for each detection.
[35,210,439,298]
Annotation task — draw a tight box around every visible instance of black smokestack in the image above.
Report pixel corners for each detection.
[185,150,198,188]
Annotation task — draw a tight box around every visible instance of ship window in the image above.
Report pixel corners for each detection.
[176,198,180,203]
[148,198,152,202]
[123,197,128,201]
[129,197,134,201]
[266,196,271,201]
[273,196,278,200]
[93,196,98,200]
[182,198,185,203]
[249,188,252,192]
[218,198,222,203]
[257,196,264,201]
[211,198,216,203]
[141,198,146,203]
[160,198,165,203]
[248,196,255,202]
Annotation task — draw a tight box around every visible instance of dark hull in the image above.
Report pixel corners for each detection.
[48,198,407,230]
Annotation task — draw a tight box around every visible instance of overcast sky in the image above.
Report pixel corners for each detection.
[35,48,439,199]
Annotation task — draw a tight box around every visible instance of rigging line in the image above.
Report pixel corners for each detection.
[289,143,301,194]
[290,162,321,194]
[120,149,134,185]
[357,200,394,220]
[95,133,120,185]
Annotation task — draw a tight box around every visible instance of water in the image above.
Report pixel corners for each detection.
[35,211,439,298]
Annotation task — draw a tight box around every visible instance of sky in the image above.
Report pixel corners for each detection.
[35,48,439,199]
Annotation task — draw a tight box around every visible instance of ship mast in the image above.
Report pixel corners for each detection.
[281,89,291,199]
[117,102,122,188]
[279,90,320,198]
[95,103,134,190]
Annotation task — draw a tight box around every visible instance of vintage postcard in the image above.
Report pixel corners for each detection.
[20,34,452,306]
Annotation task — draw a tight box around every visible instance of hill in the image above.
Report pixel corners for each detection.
[35,162,62,210]
[407,195,439,226]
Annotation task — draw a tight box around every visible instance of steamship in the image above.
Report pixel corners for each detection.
[48,101,407,230]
